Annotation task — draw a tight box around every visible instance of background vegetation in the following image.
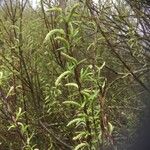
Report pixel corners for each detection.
[0,0,150,149]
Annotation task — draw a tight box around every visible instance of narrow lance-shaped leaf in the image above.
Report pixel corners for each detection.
[44,29,65,43]
[6,86,14,99]
[67,3,80,22]
[77,59,86,65]
[61,52,77,63]
[73,132,86,140]
[47,7,62,12]
[87,43,95,51]
[16,107,24,121]
[67,118,84,127]
[65,83,79,89]
[8,124,16,131]
[74,142,88,150]
[99,61,106,70]
[69,22,79,37]
[97,62,106,77]
[54,36,70,49]
[55,71,71,86]
[0,71,3,85]
[63,101,81,107]
[108,122,114,134]
[69,22,74,36]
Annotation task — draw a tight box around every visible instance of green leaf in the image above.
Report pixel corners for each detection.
[108,122,114,134]
[73,132,86,140]
[55,71,71,86]
[96,62,106,78]
[21,124,29,134]
[16,107,23,121]
[74,142,87,150]
[65,83,78,89]
[77,59,86,65]
[56,47,66,51]
[68,22,79,38]
[63,101,81,107]
[27,132,34,145]
[87,43,95,51]
[81,89,91,97]
[69,22,74,36]
[8,124,16,131]
[6,86,14,99]
[61,52,77,63]
[0,71,3,85]
[54,36,70,49]
[67,118,83,126]
[81,101,86,109]
[67,3,80,22]
[44,29,65,43]
[47,7,62,12]
[99,62,105,70]
[90,90,99,100]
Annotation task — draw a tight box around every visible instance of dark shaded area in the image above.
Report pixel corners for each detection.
[129,84,150,150]
[125,0,150,148]
[130,112,150,150]
[126,0,150,6]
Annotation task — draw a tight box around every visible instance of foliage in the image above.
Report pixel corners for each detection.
[0,0,149,149]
